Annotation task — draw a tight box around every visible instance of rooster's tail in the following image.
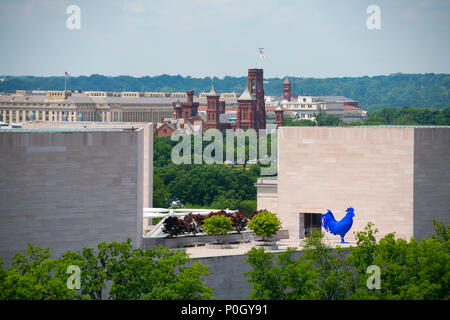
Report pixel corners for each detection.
[320,209,335,232]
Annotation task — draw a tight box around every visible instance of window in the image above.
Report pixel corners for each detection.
[163,129,167,134]
[303,213,322,238]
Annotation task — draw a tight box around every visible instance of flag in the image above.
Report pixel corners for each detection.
[259,48,264,59]
[65,72,70,77]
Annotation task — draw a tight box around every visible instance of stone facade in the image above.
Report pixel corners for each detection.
[0,125,153,265]
[276,127,450,242]
[413,128,450,240]
[255,177,278,214]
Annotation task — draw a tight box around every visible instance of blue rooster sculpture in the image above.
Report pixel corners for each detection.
[320,207,355,243]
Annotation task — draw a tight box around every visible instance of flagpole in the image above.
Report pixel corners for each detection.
[64,73,66,92]
[258,48,264,70]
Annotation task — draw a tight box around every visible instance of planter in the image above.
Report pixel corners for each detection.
[210,244,234,249]
[255,241,278,250]
[142,232,245,249]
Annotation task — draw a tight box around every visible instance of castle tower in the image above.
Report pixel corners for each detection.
[283,76,291,101]
[177,90,199,122]
[206,84,221,129]
[247,68,266,130]
[173,100,182,120]
[274,102,284,128]
[236,86,257,130]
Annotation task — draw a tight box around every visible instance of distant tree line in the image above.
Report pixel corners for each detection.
[284,107,450,127]
[1,73,449,111]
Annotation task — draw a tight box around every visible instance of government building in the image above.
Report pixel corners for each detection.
[0,89,238,126]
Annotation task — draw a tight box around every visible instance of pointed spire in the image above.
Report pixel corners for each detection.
[283,76,290,84]
[238,86,256,101]
[207,83,218,96]
[276,100,282,111]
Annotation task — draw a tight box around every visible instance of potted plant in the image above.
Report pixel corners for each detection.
[247,210,282,248]
[202,215,234,245]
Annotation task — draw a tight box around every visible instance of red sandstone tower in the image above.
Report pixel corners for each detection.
[172,90,199,123]
[274,102,284,128]
[206,84,222,129]
[247,68,266,130]
[236,86,257,130]
[283,76,291,101]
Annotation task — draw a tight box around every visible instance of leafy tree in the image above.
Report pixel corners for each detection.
[244,221,450,300]
[244,247,288,300]
[313,112,343,126]
[202,215,234,244]
[0,240,214,300]
[0,243,89,300]
[244,247,319,300]
[108,245,214,300]
[431,219,450,244]
[247,210,282,243]
[302,232,355,300]
[283,119,316,127]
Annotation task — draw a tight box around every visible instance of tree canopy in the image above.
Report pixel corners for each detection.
[152,134,276,212]
[1,73,449,111]
[0,239,214,300]
[284,107,450,127]
[245,220,450,300]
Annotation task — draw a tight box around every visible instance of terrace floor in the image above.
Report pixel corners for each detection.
[182,237,354,259]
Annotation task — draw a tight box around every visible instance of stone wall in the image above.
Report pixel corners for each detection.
[255,177,278,214]
[413,128,450,240]
[189,250,304,300]
[277,127,415,241]
[0,129,147,265]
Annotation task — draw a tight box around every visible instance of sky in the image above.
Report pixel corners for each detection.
[0,0,449,78]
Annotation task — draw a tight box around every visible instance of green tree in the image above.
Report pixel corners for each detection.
[314,112,343,126]
[283,119,316,127]
[0,240,215,300]
[108,245,214,300]
[244,247,320,300]
[202,215,234,244]
[247,210,282,243]
[302,232,355,299]
[0,243,87,300]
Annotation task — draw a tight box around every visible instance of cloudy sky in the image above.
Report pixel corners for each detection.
[0,0,449,78]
